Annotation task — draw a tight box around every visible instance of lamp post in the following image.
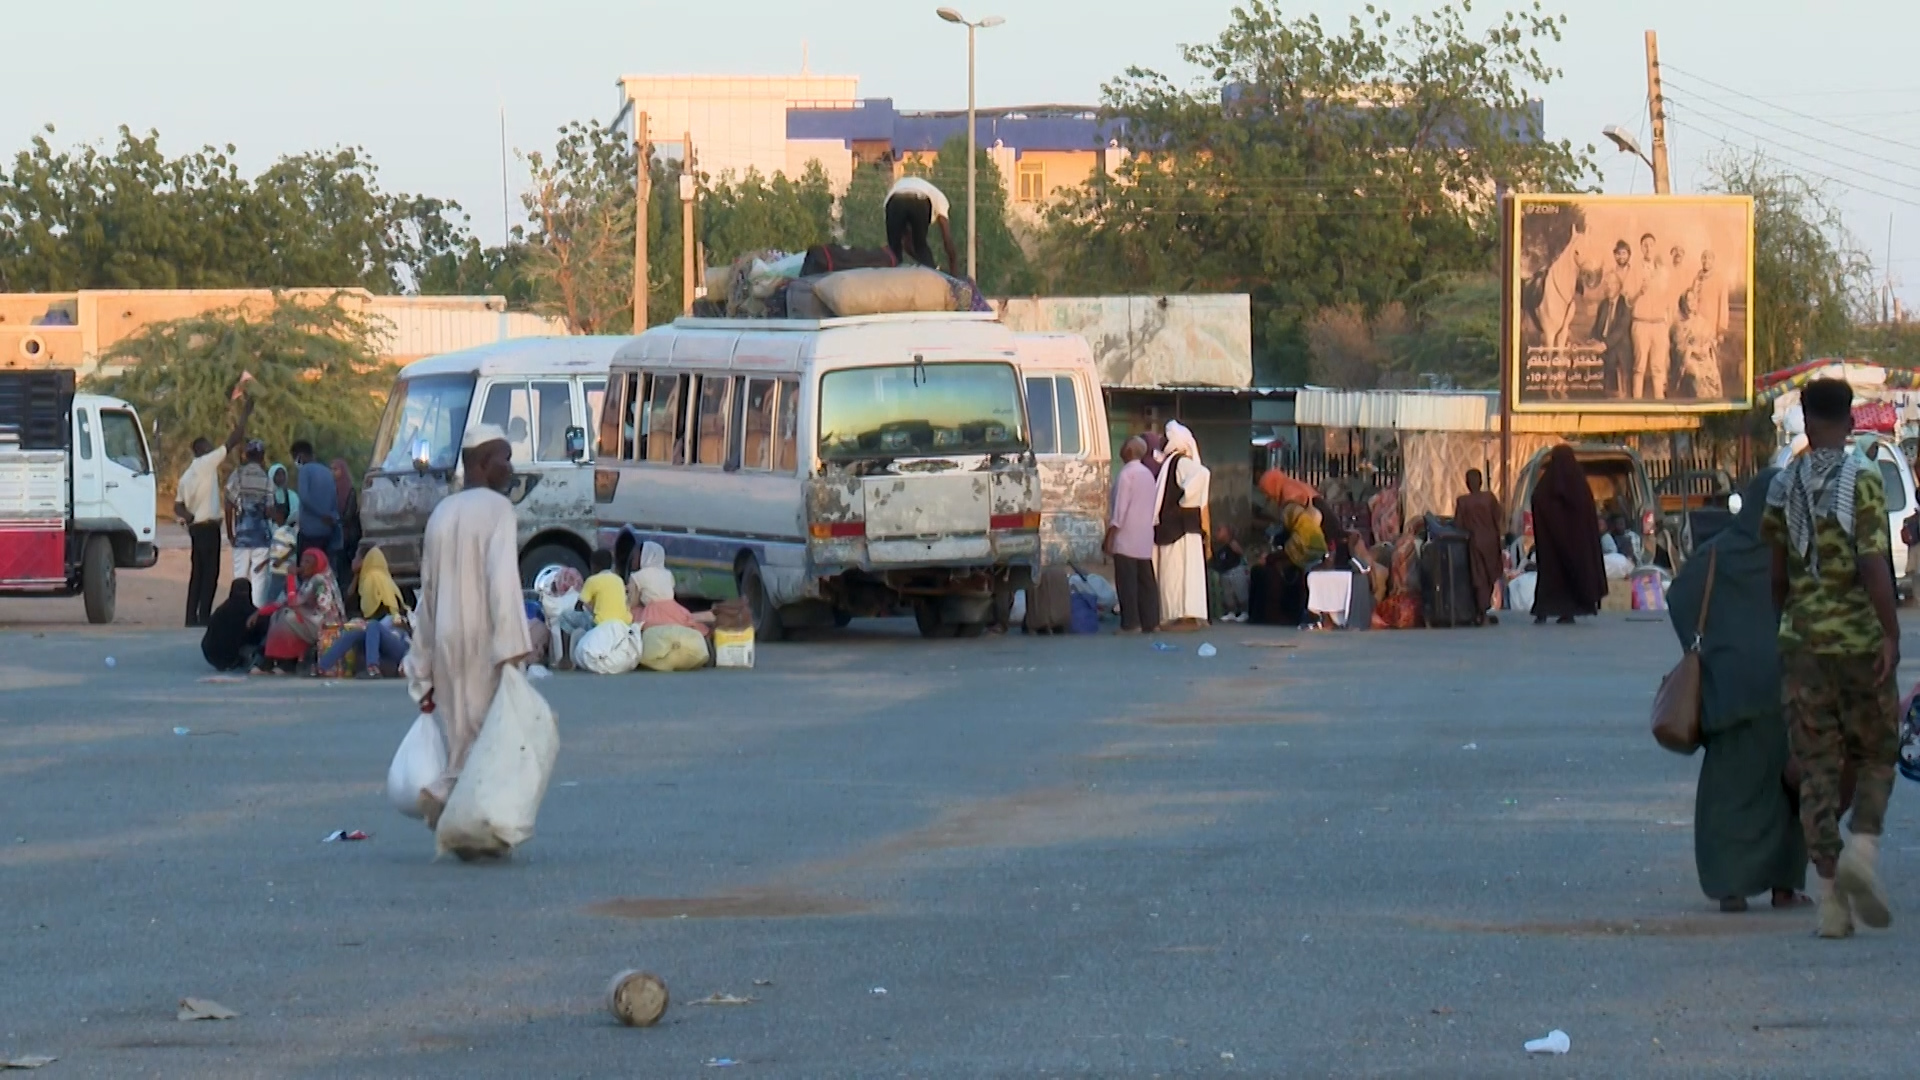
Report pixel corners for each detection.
[1603,124,1668,194]
[937,7,1003,283]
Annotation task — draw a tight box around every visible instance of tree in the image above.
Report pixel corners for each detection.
[838,143,1032,292]
[91,295,396,483]
[911,139,1036,294]
[1387,271,1502,387]
[842,163,895,250]
[520,122,639,334]
[1308,302,1411,388]
[701,163,836,265]
[1706,153,1874,375]
[1039,2,1589,383]
[0,126,485,295]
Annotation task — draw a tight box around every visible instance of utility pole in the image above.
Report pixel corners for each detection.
[633,110,651,330]
[1643,31,1672,195]
[681,131,697,315]
[965,22,977,282]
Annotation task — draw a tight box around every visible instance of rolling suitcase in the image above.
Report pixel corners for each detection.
[1419,524,1478,629]
[1025,565,1071,634]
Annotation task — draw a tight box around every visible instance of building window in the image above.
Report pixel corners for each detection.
[1017,161,1046,203]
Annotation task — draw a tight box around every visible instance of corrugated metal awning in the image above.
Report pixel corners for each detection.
[1294,387,1699,434]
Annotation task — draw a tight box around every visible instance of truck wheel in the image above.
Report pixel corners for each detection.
[954,620,986,638]
[520,543,587,589]
[832,607,854,628]
[913,599,957,639]
[82,536,116,625]
[739,557,785,643]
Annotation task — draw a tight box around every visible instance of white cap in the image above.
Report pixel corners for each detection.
[461,422,509,450]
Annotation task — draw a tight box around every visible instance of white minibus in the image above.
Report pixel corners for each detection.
[595,312,1043,639]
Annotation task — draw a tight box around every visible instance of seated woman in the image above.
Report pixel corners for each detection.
[202,579,266,671]
[317,547,410,678]
[1373,521,1425,629]
[251,551,345,674]
[631,566,714,635]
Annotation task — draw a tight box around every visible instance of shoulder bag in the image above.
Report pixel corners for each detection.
[1651,546,1715,755]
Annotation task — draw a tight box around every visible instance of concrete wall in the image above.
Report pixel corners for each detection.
[0,289,568,375]
[995,295,1253,390]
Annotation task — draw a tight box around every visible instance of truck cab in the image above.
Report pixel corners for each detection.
[0,372,157,622]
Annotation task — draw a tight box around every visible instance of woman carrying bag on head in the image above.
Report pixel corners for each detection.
[1666,468,1809,913]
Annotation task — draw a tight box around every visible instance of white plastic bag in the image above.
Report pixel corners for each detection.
[386,713,446,820]
[574,620,642,674]
[1507,571,1537,615]
[435,665,559,858]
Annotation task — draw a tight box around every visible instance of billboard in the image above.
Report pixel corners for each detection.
[1507,194,1754,413]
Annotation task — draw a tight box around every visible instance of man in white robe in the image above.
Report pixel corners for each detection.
[1153,421,1212,627]
[405,423,533,825]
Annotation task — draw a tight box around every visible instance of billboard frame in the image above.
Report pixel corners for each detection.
[1505,192,1755,415]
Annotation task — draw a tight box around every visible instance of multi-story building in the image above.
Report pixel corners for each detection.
[614,74,1127,216]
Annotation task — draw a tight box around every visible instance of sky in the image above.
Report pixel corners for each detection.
[9,0,1920,305]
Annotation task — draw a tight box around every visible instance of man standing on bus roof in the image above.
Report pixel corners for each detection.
[884,175,959,275]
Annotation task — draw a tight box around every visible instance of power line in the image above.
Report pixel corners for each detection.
[1663,81,1920,183]
[1664,64,1920,158]
[1665,115,1920,211]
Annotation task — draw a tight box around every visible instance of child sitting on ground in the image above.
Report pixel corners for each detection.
[553,550,630,668]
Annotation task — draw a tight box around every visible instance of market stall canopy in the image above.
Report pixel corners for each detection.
[1756,358,1920,405]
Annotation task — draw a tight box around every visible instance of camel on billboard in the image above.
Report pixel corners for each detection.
[1508,194,1754,413]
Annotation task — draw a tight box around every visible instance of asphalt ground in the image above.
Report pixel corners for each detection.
[4,560,1920,1078]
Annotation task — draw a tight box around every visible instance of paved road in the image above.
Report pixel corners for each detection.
[3,610,1919,1078]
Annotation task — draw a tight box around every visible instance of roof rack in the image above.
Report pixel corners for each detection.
[667,311,1001,332]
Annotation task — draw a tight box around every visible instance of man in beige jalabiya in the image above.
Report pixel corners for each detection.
[405,423,533,827]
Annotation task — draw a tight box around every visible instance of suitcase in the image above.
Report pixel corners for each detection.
[801,245,898,277]
[1419,529,1478,628]
[1025,566,1071,634]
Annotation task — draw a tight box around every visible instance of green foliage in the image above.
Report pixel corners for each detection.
[909,138,1036,294]
[842,164,894,250]
[701,163,837,265]
[1389,271,1502,387]
[1707,153,1874,375]
[0,126,480,295]
[91,296,397,483]
[1040,2,1590,383]
[520,121,639,333]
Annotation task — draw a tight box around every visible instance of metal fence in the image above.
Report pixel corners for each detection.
[1261,444,1404,494]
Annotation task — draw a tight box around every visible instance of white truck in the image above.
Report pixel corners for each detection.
[0,371,158,622]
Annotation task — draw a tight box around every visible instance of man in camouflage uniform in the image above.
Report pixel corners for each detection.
[1761,378,1902,938]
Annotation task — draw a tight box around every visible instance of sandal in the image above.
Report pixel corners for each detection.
[1772,889,1813,909]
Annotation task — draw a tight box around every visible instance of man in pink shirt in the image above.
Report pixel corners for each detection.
[1105,436,1162,633]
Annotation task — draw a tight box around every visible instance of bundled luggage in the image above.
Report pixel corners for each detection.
[800,244,897,276]
[1025,565,1071,634]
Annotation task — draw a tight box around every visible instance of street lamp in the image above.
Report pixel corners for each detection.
[937,7,1003,284]
[1603,124,1656,176]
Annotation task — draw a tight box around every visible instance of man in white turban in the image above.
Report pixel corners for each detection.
[404,423,533,826]
[1152,421,1212,627]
